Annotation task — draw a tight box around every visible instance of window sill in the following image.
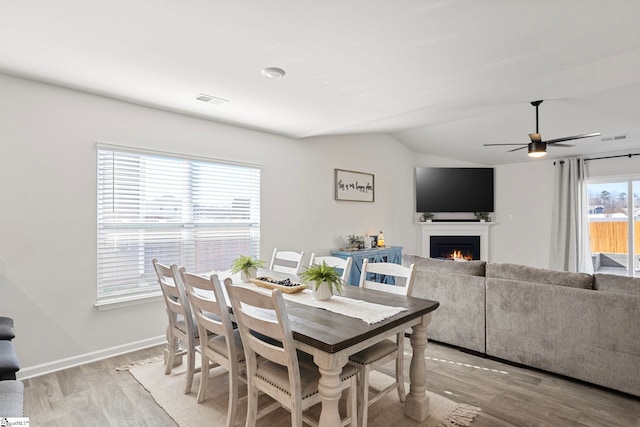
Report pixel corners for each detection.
[95,291,164,311]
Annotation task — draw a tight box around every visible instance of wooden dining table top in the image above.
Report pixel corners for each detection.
[269,285,439,354]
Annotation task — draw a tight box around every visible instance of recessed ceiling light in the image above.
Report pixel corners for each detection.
[261,67,286,79]
[195,93,229,105]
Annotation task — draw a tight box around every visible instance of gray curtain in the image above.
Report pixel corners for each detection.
[550,157,593,273]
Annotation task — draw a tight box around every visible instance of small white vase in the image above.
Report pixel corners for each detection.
[313,282,333,301]
[240,267,257,283]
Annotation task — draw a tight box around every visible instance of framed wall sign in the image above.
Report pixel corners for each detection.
[335,169,375,202]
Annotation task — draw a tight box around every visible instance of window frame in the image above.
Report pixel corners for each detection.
[95,143,261,308]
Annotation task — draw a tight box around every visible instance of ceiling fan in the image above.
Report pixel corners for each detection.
[483,100,601,157]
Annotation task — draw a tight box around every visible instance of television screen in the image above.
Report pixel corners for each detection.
[415,167,494,213]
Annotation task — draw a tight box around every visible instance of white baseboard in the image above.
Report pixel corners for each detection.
[17,335,166,380]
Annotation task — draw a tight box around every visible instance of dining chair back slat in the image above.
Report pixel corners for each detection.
[358,259,416,294]
[269,248,306,276]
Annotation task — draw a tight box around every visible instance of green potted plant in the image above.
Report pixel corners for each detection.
[300,261,344,301]
[474,212,490,222]
[230,255,265,282]
[420,212,434,222]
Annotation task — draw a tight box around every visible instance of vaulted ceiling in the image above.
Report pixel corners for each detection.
[2,1,640,164]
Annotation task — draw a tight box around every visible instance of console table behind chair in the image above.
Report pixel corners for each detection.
[332,246,403,286]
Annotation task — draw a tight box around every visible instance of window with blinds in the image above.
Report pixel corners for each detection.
[97,145,261,304]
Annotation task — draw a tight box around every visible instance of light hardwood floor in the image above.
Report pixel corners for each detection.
[22,341,640,426]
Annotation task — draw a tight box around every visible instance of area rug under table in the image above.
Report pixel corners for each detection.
[125,357,480,427]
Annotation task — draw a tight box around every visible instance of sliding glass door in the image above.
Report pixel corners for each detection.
[587,179,640,277]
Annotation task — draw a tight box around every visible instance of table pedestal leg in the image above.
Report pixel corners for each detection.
[315,353,348,427]
[405,313,432,421]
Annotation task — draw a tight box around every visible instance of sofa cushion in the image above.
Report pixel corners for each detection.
[0,317,15,340]
[402,254,486,277]
[486,262,592,289]
[593,273,640,296]
[0,380,24,417]
[0,340,20,380]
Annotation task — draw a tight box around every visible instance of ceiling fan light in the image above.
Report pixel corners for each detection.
[528,141,547,158]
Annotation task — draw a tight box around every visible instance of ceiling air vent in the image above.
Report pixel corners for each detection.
[195,93,230,105]
[601,134,628,142]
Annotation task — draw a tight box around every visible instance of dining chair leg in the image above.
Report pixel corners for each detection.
[396,333,406,402]
[165,334,178,375]
[348,376,358,427]
[226,366,239,427]
[196,353,209,403]
[357,365,370,427]
[291,403,303,427]
[245,381,259,427]
[184,340,196,394]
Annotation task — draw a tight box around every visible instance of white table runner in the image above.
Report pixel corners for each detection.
[211,270,408,324]
[282,289,407,325]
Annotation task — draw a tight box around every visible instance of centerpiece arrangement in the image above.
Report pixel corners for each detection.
[230,255,265,282]
[300,261,344,301]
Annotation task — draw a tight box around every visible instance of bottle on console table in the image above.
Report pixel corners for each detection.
[377,230,385,247]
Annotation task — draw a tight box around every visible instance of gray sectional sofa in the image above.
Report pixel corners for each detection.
[403,255,640,397]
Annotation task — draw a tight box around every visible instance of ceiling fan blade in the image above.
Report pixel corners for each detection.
[507,146,528,152]
[550,143,575,148]
[545,132,601,144]
[483,143,528,146]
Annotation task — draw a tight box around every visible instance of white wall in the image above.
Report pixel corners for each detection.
[491,160,555,267]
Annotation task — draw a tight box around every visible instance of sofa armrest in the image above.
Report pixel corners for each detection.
[411,270,486,353]
[486,278,640,397]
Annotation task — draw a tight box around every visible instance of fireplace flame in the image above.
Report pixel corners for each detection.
[448,249,473,261]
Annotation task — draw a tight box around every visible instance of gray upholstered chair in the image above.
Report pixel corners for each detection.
[0,340,20,381]
[0,379,24,417]
[349,259,416,427]
[225,282,358,427]
[0,317,15,341]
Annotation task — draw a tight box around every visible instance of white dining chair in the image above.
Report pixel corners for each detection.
[309,254,353,284]
[225,282,358,427]
[269,248,305,275]
[180,268,245,427]
[350,259,416,427]
[152,258,200,394]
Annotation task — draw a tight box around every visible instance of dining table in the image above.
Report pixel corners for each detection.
[219,269,440,427]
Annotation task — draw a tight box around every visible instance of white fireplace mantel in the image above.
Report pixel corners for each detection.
[420,222,495,261]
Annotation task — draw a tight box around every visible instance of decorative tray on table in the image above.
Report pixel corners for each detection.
[249,276,308,294]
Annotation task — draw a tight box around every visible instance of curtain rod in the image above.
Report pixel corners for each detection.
[554,152,640,165]
[584,152,640,162]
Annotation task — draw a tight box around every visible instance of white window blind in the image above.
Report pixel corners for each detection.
[97,146,261,304]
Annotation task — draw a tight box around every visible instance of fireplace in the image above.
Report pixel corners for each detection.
[430,235,480,261]
[420,222,493,262]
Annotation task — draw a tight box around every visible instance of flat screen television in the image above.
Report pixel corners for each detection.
[415,167,494,213]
